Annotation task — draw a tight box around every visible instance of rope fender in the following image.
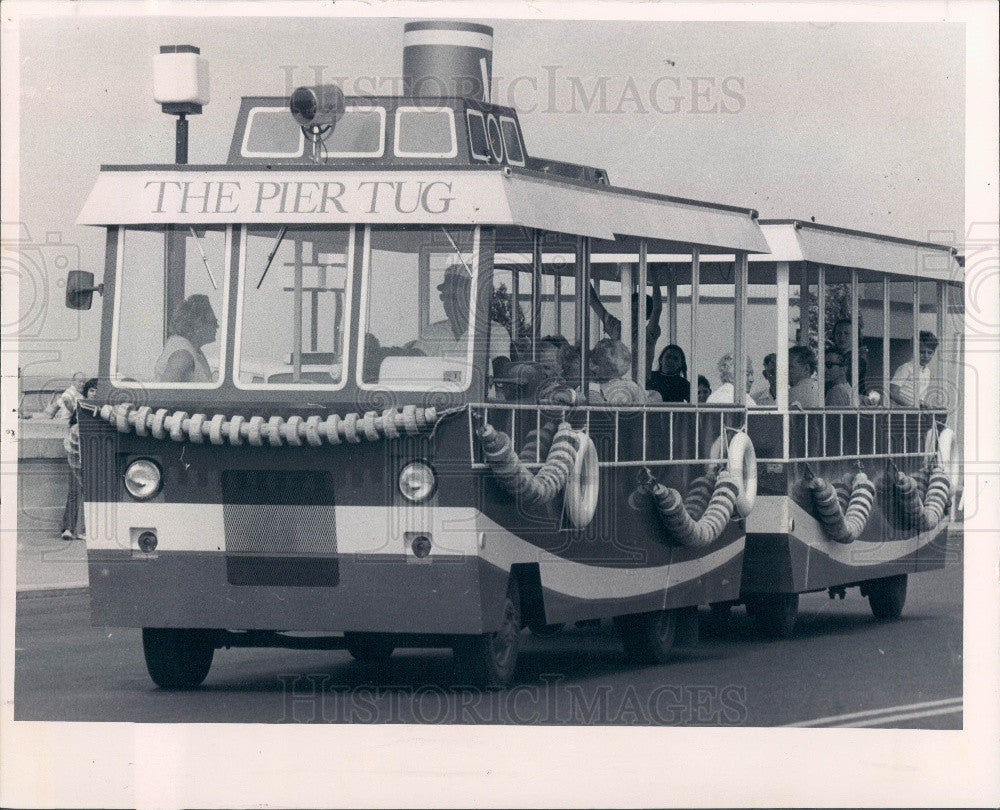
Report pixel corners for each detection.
[646,469,740,549]
[886,464,951,532]
[98,403,445,447]
[807,471,876,544]
[477,421,578,505]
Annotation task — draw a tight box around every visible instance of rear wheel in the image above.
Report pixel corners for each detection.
[453,578,521,688]
[345,632,396,663]
[748,594,799,638]
[614,609,677,665]
[142,628,215,689]
[706,603,733,636]
[866,574,908,620]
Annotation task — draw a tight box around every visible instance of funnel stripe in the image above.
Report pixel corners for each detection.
[403,29,494,51]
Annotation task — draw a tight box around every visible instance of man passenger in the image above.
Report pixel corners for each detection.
[824,345,857,407]
[752,352,777,405]
[890,330,938,407]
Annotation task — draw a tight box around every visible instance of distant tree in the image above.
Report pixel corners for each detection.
[792,283,863,348]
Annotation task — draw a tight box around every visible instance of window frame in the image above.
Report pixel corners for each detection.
[356,225,481,393]
[109,225,233,391]
[324,105,387,158]
[393,105,459,159]
[233,225,357,392]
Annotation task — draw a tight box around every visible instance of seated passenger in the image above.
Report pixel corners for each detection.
[154,294,218,383]
[788,345,823,408]
[824,345,857,407]
[697,375,712,403]
[588,338,647,405]
[647,344,691,403]
[831,318,868,396]
[752,352,777,405]
[588,266,663,378]
[890,330,938,407]
[706,353,757,406]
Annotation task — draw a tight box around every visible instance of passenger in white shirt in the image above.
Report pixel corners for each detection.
[706,353,757,406]
[890,330,938,407]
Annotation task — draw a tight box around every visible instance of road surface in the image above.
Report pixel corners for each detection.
[15,560,961,727]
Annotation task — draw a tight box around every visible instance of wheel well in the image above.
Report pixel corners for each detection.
[510,563,546,628]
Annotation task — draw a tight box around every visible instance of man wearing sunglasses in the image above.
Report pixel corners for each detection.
[824,345,857,407]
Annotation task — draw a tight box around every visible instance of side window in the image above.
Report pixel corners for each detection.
[499,117,525,166]
[242,108,305,158]
[467,110,490,162]
[394,107,458,158]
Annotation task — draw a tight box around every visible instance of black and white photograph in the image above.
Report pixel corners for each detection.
[2,1,998,807]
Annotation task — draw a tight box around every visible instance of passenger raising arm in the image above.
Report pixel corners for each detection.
[588,266,663,377]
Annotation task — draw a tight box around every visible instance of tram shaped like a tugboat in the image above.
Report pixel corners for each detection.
[69,21,964,688]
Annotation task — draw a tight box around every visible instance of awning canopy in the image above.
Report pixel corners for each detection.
[76,165,769,254]
[755,220,961,283]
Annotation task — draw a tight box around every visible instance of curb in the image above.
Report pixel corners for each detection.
[16,585,90,600]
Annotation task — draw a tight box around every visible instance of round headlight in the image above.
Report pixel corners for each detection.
[124,459,162,500]
[398,461,436,503]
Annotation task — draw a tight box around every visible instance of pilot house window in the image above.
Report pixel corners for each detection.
[394,107,458,158]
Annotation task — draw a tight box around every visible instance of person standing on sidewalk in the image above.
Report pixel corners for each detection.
[59,378,97,541]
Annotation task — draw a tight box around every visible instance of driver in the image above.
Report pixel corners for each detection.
[412,264,509,363]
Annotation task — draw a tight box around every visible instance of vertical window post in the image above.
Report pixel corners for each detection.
[637,239,648,389]
[575,236,591,392]
[912,278,920,408]
[776,261,790,454]
[620,260,635,381]
[882,275,891,410]
[850,268,859,404]
[816,264,826,395]
[531,230,542,360]
[689,247,700,406]
[292,237,303,383]
[734,250,747,406]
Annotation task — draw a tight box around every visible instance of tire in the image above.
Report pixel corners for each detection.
[345,632,396,663]
[453,578,522,688]
[867,574,908,620]
[614,609,677,665]
[528,622,565,638]
[142,628,215,690]
[749,594,799,638]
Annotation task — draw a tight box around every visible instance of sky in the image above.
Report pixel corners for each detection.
[9,14,964,381]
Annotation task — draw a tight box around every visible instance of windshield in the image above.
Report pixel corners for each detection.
[236,226,354,388]
[112,226,229,388]
[358,226,484,391]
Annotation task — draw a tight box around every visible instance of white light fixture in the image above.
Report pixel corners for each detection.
[153,45,209,164]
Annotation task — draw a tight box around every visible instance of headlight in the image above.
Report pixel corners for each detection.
[124,459,162,500]
[398,461,436,503]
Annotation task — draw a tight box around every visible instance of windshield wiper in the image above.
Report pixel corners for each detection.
[188,227,218,290]
[440,227,474,277]
[256,226,288,289]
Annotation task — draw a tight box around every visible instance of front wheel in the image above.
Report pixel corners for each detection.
[614,609,677,665]
[866,574,908,620]
[345,632,396,663]
[453,578,522,688]
[142,628,216,689]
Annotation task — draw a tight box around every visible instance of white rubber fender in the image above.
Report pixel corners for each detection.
[726,431,757,519]
[924,426,957,489]
[565,432,599,529]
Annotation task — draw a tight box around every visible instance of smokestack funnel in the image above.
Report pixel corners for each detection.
[403,21,494,101]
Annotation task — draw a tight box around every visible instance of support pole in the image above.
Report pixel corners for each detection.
[577,237,592,393]
[912,278,921,407]
[776,261,790,455]
[850,269,860,401]
[690,247,700,405]
[175,114,189,165]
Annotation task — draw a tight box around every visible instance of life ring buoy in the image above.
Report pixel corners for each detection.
[726,432,757,519]
[565,432,599,528]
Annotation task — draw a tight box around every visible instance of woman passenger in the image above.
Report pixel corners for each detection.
[697,375,712,403]
[588,338,647,405]
[154,294,218,383]
[646,344,690,403]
